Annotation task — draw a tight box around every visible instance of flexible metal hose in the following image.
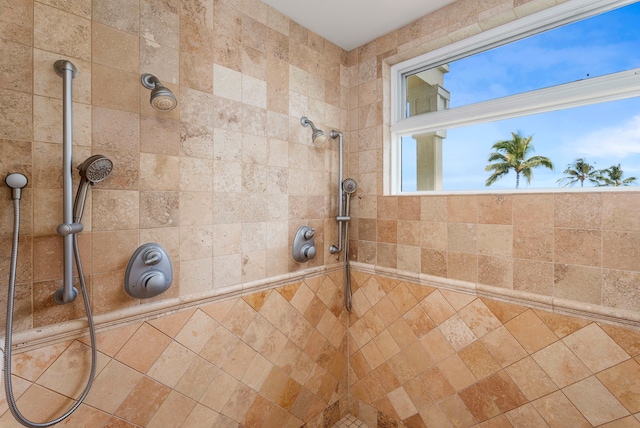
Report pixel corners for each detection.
[4,198,97,427]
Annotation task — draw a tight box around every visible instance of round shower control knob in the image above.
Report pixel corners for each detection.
[302,243,316,260]
[138,270,169,297]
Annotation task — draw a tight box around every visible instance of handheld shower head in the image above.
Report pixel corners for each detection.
[74,155,113,223]
[342,178,357,194]
[301,116,327,145]
[5,173,28,200]
[79,155,113,183]
[141,73,177,111]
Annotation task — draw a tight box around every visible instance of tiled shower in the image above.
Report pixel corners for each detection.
[1,0,639,427]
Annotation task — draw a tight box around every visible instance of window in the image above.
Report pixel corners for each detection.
[388,0,640,194]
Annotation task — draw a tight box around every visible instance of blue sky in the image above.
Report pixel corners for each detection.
[402,2,640,191]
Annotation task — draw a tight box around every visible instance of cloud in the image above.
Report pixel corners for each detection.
[575,114,640,157]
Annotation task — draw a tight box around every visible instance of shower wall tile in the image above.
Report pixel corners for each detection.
[92,22,139,73]
[0,88,32,141]
[0,0,33,45]
[91,64,139,113]
[33,49,92,103]
[33,2,91,61]
[0,39,32,93]
[92,0,139,34]
[140,40,179,85]
[139,1,178,47]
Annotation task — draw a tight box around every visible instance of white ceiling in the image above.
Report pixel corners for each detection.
[261,0,458,51]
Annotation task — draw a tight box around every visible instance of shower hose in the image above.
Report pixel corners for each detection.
[4,196,97,427]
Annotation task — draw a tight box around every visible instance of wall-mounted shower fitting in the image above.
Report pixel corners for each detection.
[141,73,177,111]
[292,226,317,263]
[301,116,327,145]
[124,243,173,298]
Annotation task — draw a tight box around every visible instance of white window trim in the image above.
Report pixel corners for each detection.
[387,0,640,195]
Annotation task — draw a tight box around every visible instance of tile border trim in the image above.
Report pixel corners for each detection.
[352,262,640,330]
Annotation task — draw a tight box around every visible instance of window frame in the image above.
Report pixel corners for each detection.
[387,0,640,195]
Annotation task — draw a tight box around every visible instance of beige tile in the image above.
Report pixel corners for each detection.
[513,258,554,295]
[458,382,501,423]
[0,38,31,92]
[140,116,180,155]
[92,64,139,113]
[505,356,557,401]
[513,226,553,262]
[85,360,142,413]
[447,251,478,283]
[478,195,512,225]
[147,390,196,428]
[0,88,32,141]
[92,22,139,73]
[603,269,640,311]
[114,376,171,426]
[603,230,640,272]
[598,359,640,414]
[562,323,629,373]
[0,0,32,44]
[554,193,601,229]
[532,390,591,428]
[563,376,629,426]
[602,193,640,231]
[92,190,139,231]
[437,393,477,428]
[447,195,477,223]
[505,403,552,427]
[478,255,513,289]
[477,224,513,257]
[480,325,527,368]
[532,341,591,389]
[4,384,73,425]
[34,3,91,60]
[147,341,196,388]
[448,223,477,253]
[458,299,502,339]
[555,228,601,267]
[114,323,171,373]
[513,193,553,227]
[93,0,139,33]
[437,354,477,392]
[459,340,501,381]
[140,0,179,49]
[175,357,218,401]
[554,263,603,305]
[10,341,71,382]
[504,309,557,354]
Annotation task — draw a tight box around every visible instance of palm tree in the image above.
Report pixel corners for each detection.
[595,164,637,186]
[485,131,554,188]
[557,158,599,187]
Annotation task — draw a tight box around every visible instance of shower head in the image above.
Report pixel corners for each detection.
[5,173,28,200]
[141,73,177,111]
[342,178,357,194]
[301,116,327,145]
[78,155,113,183]
[74,155,113,223]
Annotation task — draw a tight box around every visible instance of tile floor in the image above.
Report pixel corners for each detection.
[332,413,371,427]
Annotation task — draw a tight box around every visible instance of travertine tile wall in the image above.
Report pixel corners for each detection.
[345,0,640,312]
[347,272,640,427]
[0,275,349,427]
[0,0,348,332]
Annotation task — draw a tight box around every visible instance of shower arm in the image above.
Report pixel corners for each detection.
[330,130,346,254]
[54,60,81,305]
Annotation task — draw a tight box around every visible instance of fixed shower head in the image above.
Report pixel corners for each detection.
[342,178,357,194]
[74,155,113,223]
[141,73,177,111]
[301,116,327,145]
[78,155,113,183]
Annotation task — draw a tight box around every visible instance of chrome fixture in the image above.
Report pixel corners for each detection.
[73,155,113,223]
[141,73,177,111]
[341,177,357,311]
[124,243,173,299]
[292,226,317,263]
[301,116,327,145]
[329,130,345,255]
[54,60,81,305]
